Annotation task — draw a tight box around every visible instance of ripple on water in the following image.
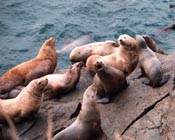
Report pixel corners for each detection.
[0,0,175,75]
[39,24,55,34]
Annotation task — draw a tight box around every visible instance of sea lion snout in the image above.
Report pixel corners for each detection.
[118,34,129,45]
[77,61,84,68]
[34,78,48,91]
[39,78,48,86]
[94,61,104,71]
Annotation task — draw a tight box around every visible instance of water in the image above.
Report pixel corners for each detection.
[0,0,175,75]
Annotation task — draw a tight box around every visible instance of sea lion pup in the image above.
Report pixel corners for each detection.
[43,61,84,100]
[70,40,119,62]
[135,35,170,87]
[93,61,127,104]
[52,84,107,140]
[86,34,138,76]
[0,37,57,99]
[142,35,167,54]
[0,78,48,123]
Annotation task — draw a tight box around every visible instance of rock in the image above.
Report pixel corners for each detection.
[4,53,175,140]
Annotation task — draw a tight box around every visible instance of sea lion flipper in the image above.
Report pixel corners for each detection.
[96,97,110,104]
[158,74,170,87]
[70,102,82,119]
[142,74,170,87]
[142,79,151,86]
[0,93,8,99]
[132,70,145,80]
[123,80,129,88]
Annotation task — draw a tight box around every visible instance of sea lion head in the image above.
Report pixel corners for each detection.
[94,61,104,72]
[82,84,97,107]
[136,34,148,49]
[69,61,84,74]
[29,78,48,97]
[37,37,56,59]
[118,34,137,50]
[44,37,56,48]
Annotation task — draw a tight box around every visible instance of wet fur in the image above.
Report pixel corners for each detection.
[86,34,138,76]
[93,61,126,103]
[43,62,84,100]
[52,84,107,140]
[0,38,57,98]
[70,40,119,62]
[136,35,170,87]
[0,78,48,123]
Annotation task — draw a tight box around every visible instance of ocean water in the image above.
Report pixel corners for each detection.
[0,0,175,75]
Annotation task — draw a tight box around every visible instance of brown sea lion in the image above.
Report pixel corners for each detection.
[43,61,84,100]
[0,78,48,123]
[142,35,167,54]
[93,61,127,104]
[52,84,107,140]
[86,34,138,76]
[69,40,119,62]
[0,37,57,99]
[135,35,170,87]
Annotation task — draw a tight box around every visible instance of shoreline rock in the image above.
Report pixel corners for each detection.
[5,53,175,140]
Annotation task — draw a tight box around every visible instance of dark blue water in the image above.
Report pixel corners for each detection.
[0,0,175,75]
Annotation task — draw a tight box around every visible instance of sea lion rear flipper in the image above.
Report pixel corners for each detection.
[158,74,170,87]
[96,97,110,104]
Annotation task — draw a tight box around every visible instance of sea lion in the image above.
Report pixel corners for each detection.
[93,61,127,104]
[86,34,138,76]
[160,23,175,31]
[0,78,48,123]
[135,35,170,87]
[52,84,107,140]
[142,35,167,54]
[0,37,57,99]
[43,61,84,100]
[70,40,119,62]
[57,34,93,54]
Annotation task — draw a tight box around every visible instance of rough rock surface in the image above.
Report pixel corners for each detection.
[2,53,175,140]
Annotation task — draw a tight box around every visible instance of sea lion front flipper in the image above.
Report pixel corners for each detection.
[0,93,8,99]
[158,74,170,87]
[96,97,110,104]
[70,102,82,119]
[131,68,145,80]
[142,79,151,86]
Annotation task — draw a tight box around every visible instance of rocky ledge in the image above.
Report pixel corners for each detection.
[4,53,175,140]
